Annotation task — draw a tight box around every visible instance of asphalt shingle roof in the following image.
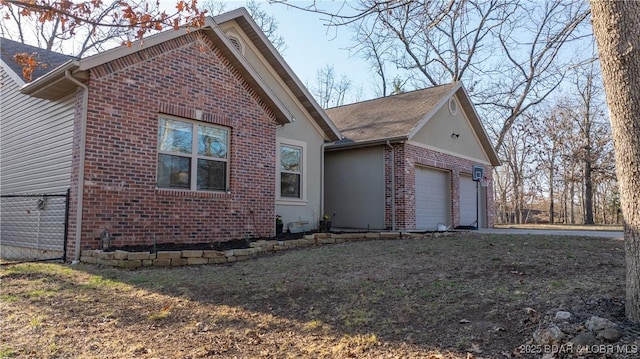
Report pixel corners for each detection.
[326,83,458,143]
[1,37,75,81]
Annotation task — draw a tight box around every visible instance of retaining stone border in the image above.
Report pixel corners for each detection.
[80,231,457,268]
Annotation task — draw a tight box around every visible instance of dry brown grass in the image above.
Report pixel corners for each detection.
[1,233,636,358]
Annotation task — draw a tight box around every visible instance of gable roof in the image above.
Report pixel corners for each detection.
[16,8,340,141]
[214,8,341,141]
[326,82,500,166]
[0,37,75,83]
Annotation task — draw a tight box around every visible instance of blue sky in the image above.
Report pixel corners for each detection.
[222,1,379,100]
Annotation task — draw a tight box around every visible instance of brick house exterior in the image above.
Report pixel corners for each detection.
[66,33,278,252]
[12,8,340,261]
[384,143,494,230]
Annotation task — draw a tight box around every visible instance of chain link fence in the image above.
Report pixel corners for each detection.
[1,191,69,263]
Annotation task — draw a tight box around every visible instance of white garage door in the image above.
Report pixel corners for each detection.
[459,175,478,227]
[415,167,450,230]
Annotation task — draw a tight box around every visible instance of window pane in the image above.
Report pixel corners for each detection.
[157,154,191,188]
[198,126,228,158]
[281,173,300,198]
[158,118,192,153]
[197,159,226,191]
[281,145,301,172]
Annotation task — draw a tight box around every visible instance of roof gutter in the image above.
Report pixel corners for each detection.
[21,60,79,96]
[64,70,88,264]
[324,136,407,151]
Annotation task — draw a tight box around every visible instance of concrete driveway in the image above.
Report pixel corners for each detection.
[476,227,624,239]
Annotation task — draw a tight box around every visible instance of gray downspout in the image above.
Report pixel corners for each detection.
[64,70,88,264]
[320,141,328,228]
[386,141,396,231]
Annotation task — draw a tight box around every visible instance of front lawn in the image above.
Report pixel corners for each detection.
[1,233,637,358]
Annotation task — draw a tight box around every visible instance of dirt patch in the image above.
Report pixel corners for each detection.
[1,233,638,358]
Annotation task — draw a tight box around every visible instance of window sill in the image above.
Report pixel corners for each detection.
[156,188,232,199]
[276,199,308,206]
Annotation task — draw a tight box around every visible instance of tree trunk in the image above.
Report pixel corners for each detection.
[549,166,555,224]
[590,0,640,323]
[584,159,594,224]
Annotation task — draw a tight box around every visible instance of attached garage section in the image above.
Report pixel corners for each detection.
[324,146,385,229]
[415,166,450,230]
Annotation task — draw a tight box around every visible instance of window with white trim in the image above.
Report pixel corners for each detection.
[157,116,229,191]
[279,144,302,199]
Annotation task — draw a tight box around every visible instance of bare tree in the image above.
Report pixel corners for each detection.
[590,0,640,322]
[312,64,352,108]
[1,1,165,57]
[531,106,572,224]
[479,0,591,153]
[1,0,206,80]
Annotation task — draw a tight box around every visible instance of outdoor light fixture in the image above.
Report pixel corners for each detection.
[451,133,460,138]
[100,229,112,250]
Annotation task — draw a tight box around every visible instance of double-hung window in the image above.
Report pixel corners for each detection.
[157,116,229,191]
[279,143,303,199]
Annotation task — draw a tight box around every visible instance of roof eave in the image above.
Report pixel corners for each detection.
[20,60,85,100]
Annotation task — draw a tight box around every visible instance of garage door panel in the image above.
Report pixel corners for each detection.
[460,176,477,226]
[415,167,450,230]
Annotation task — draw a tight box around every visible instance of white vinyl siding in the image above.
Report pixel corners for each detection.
[0,66,75,195]
[415,166,451,230]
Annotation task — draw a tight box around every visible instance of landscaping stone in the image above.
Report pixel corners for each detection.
[156,251,182,259]
[182,250,203,258]
[202,250,225,258]
[79,231,468,269]
[554,311,572,322]
[114,250,129,260]
[570,332,598,347]
[597,328,624,342]
[128,252,150,260]
[533,324,565,345]
[585,316,616,332]
[97,251,115,260]
[171,258,187,266]
[153,258,171,266]
[187,257,209,265]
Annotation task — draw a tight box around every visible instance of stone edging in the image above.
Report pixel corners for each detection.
[80,231,457,268]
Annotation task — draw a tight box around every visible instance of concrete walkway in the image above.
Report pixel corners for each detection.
[476,227,624,239]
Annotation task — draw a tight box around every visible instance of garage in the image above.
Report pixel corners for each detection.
[415,166,450,230]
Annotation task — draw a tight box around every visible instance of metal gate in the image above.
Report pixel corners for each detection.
[0,190,69,263]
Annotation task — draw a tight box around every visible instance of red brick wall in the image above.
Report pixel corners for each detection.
[384,143,494,230]
[67,32,277,253]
